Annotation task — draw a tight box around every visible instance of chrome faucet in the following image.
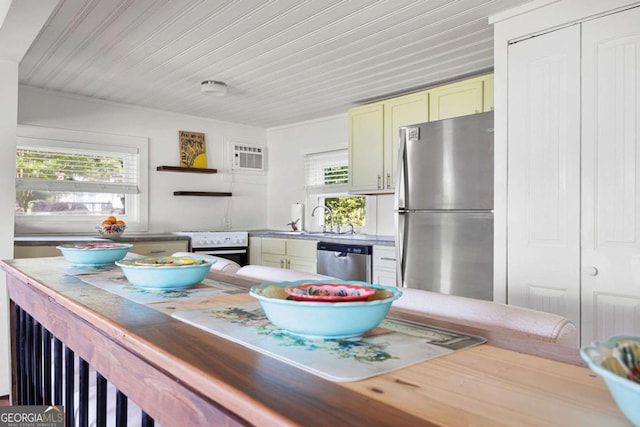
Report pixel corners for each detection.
[311,205,334,233]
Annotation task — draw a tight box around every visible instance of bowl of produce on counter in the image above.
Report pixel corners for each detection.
[581,336,640,426]
[57,243,133,266]
[284,282,375,302]
[97,215,127,238]
[250,280,402,339]
[116,256,214,290]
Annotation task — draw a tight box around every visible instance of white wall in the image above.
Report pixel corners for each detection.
[0,0,61,398]
[266,115,395,236]
[18,86,268,233]
[0,59,18,397]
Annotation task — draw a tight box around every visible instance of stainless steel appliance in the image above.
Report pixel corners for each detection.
[317,242,372,282]
[395,111,494,301]
[172,231,249,266]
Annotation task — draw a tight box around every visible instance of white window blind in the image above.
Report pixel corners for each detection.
[304,149,349,188]
[16,142,139,194]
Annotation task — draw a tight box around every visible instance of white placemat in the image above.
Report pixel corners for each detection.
[78,274,247,304]
[172,302,485,382]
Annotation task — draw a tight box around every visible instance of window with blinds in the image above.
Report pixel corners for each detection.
[304,149,349,188]
[16,145,139,194]
[15,125,149,234]
[304,149,367,228]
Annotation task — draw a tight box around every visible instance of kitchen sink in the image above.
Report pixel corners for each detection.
[269,230,365,239]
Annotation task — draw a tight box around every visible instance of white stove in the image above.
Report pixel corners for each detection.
[172,231,249,265]
[173,231,248,249]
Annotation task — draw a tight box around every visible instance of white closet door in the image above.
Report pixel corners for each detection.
[582,6,640,345]
[507,25,581,339]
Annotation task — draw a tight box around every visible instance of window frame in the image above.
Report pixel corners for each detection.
[15,125,149,235]
[304,149,374,234]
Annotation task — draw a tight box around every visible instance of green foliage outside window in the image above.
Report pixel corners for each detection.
[324,196,365,226]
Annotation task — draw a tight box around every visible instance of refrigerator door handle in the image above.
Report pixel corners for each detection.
[394,128,407,210]
[395,211,405,287]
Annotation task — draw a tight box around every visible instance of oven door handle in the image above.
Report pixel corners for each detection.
[194,249,247,255]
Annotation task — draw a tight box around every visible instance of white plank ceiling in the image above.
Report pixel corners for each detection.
[19,0,530,128]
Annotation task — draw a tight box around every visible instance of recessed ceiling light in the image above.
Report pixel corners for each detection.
[201,80,227,96]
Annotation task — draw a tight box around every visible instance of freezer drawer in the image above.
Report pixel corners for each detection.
[397,211,493,301]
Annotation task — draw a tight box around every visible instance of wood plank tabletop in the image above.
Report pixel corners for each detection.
[1,257,631,427]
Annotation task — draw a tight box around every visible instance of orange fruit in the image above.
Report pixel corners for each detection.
[106,216,117,224]
[101,220,112,225]
[116,220,125,226]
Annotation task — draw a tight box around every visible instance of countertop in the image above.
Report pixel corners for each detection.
[1,257,629,426]
[14,231,394,247]
[249,230,395,246]
[14,233,190,246]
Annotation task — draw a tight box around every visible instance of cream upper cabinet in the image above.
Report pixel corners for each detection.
[348,93,429,193]
[260,237,318,273]
[348,102,384,193]
[429,74,492,121]
[383,92,430,192]
[483,74,494,113]
[348,74,492,193]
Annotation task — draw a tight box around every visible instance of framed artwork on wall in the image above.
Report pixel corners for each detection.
[179,130,207,168]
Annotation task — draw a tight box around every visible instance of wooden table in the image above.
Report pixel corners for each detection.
[1,257,631,426]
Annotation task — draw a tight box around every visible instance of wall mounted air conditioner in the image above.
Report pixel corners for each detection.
[231,143,265,171]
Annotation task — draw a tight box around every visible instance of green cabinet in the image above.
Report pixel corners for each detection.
[429,74,494,121]
[260,237,318,273]
[348,73,493,193]
[348,103,384,193]
[348,92,429,193]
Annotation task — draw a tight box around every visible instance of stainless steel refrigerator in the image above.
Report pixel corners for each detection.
[394,111,494,301]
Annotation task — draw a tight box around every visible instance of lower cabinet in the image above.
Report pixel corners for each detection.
[14,239,189,259]
[249,236,262,265]
[14,245,62,258]
[372,245,397,287]
[128,240,188,257]
[260,237,318,274]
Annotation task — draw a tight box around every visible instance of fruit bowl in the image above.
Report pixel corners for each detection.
[116,256,215,290]
[57,243,132,266]
[250,280,401,339]
[285,283,375,302]
[97,223,126,238]
[581,336,640,426]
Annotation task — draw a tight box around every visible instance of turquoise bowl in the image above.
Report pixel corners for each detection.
[581,336,640,426]
[116,257,214,290]
[56,243,132,266]
[250,280,402,339]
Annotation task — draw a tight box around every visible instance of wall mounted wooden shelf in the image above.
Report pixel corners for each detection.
[173,191,232,197]
[156,166,218,174]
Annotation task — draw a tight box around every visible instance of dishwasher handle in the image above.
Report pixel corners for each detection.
[316,241,373,255]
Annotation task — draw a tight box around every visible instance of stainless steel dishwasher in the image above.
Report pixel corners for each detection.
[317,242,373,282]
